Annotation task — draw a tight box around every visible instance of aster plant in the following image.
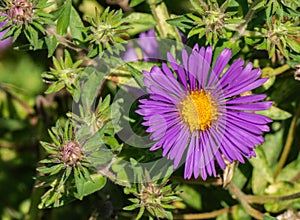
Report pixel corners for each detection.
[2,0,300,220]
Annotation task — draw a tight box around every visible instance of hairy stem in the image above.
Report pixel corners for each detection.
[228,184,264,220]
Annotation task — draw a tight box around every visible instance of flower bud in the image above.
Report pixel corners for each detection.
[7,0,33,26]
[60,141,82,165]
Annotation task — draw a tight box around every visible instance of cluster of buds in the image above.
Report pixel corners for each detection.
[5,0,34,26]
[59,141,82,166]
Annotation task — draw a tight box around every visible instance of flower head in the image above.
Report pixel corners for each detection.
[137,45,272,180]
[2,0,34,27]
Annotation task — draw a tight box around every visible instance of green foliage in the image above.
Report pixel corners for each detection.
[1,0,300,219]
[42,50,85,101]
[0,0,54,48]
[168,0,244,46]
[124,178,181,219]
[37,120,107,208]
[84,7,129,57]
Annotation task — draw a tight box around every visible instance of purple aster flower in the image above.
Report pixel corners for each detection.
[123,29,159,62]
[136,45,273,180]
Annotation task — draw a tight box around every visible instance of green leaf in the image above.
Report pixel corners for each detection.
[262,128,284,168]
[277,158,300,182]
[262,76,276,90]
[74,167,85,199]
[188,27,205,38]
[263,215,277,220]
[264,181,300,213]
[123,203,139,211]
[69,6,84,41]
[190,0,204,13]
[179,185,202,210]
[286,38,300,53]
[45,36,58,57]
[257,106,292,120]
[125,63,146,90]
[37,164,63,175]
[80,71,105,107]
[129,0,145,7]
[136,206,145,220]
[57,0,72,35]
[250,148,274,195]
[78,174,106,198]
[44,82,65,94]
[124,12,156,36]
[166,15,194,31]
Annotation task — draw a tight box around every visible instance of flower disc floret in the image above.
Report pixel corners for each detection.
[181,90,218,131]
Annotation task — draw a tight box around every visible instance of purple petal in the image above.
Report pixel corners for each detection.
[226,101,273,111]
[225,94,267,105]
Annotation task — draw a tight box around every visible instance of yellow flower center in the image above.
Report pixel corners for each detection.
[180,90,218,131]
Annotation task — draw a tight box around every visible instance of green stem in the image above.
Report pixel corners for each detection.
[274,103,300,180]
[173,205,238,220]
[171,176,223,185]
[245,192,300,204]
[230,0,262,42]
[228,184,264,220]
[147,0,181,41]
[263,64,290,78]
